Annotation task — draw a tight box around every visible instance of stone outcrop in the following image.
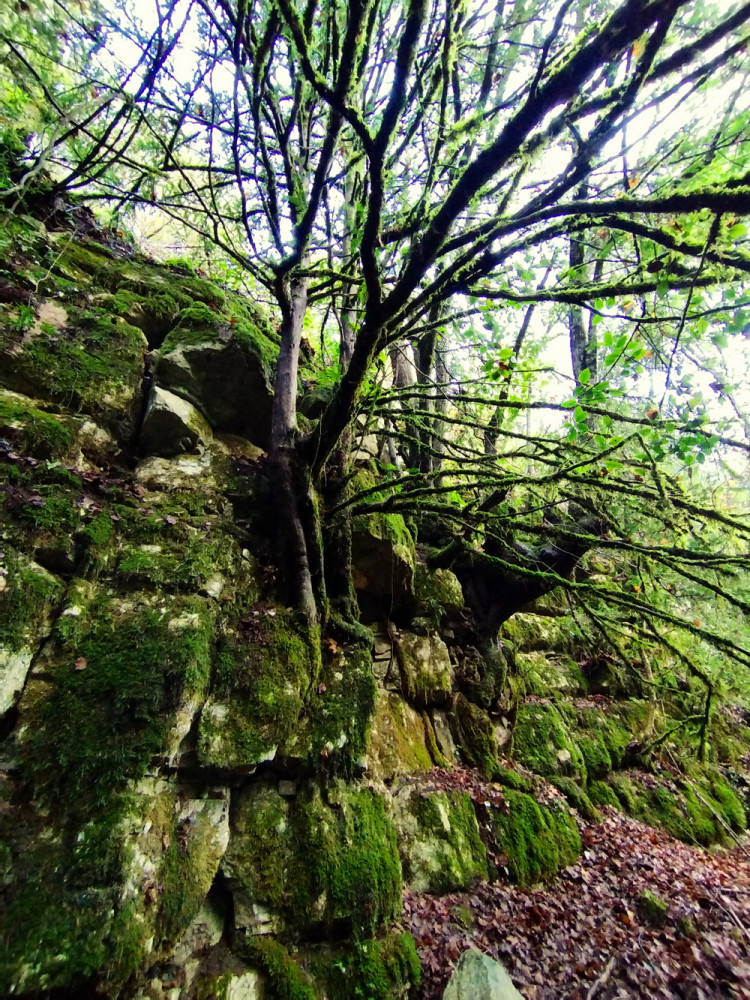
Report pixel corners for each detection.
[0,209,747,999]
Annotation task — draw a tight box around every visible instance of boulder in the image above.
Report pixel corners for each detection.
[155,335,273,447]
[443,949,523,1000]
[390,787,488,894]
[140,385,212,457]
[398,631,453,706]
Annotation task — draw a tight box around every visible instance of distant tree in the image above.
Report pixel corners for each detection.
[3,0,750,701]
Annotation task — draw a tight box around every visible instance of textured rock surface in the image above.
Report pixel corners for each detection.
[443,948,523,999]
[0,208,746,1000]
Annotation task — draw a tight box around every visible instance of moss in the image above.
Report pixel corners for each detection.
[706,772,746,831]
[115,522,240,594]
[587,780,621,808]
[492,764,533,792]
[452,693,498,776]
[512,702,586,780]
[456,645,509,710]
[246,938,318,1000]
[302,643,377,767]
[490,790,581,886]
[314,932,421,1000]
[550,776,601,822]
[639,889,669,925]
[2,309,145,437]
[82,511,113,546]
[500,613,582,653]
[198,607,316,769]
[167,302,219,342]
[225,782,402,938]
[0,548,61,649]
[0,393,73,458]
[0,796,148,995]
[21,589,215,812]
[414,564,464,620]
[350,468,416,610]
[422,711,449,767]
[577,734,613,780]
[300,785,402,934]
[403,790,488,893]
[604,769,744,847]
[367,692,433,779]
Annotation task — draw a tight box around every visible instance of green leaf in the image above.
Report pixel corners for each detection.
[579,368,591,384]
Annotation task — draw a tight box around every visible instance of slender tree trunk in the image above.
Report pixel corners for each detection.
[270,272,318,622]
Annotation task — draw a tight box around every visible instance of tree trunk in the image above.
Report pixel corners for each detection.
[269,272,318,623]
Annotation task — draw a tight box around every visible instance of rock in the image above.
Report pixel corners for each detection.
[140,385,212,456]
[415,565,464,618]
[0,553,61,716]
[431,709,459,764]
[154,335,273,447]
[226,970,266,999]
[443,948,523,999]
[390,787,488,894]
[367,690,433,781]
[398,631,453,706]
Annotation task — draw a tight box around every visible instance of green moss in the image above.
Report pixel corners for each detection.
[367,692,434,779]
[604,769,745,846]
[2,309,145,437]
[21,590,215,812]
[301,785,402,934]
[225,783,402,937]
[706,772,746,831]
[198,607,316,768]
[303,643,377,766]
[512,702,586,780]
[550,776,601,822]
[587,780,621,808]
[452,693,498,776]
[0,796,147,995]
[247,939,318,1000]
[490,764,533,792]
[0,394,73,458]
[82,511,113,546]
[577,734,613,780]
[314,932,421,1000]
[490,790,581,886]
[639,889,669,925]
[0,548,61,649]
[404,790,488,893]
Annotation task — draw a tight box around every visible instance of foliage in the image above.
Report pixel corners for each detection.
[2,0,750,694]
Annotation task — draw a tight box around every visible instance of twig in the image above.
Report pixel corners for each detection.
[586,955,616,1000]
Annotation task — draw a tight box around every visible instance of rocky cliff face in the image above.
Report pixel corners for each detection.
[1,210,748,999]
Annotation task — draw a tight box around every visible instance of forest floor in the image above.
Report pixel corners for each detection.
[403,768,750,999]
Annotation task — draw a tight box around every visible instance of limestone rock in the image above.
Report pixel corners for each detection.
[351,512,415,613]
[140,385,212,457]
[367,690,433,781]
[415,565,464,618]
[0,553,61,716]
[155,335,273,447]
[443,948,523,1000]
[390,787,488,894]
[398,631,453,706]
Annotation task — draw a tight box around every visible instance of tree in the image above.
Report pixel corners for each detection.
[3,0,750,700]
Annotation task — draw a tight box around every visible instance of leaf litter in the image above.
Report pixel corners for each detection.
[403,768,750,999]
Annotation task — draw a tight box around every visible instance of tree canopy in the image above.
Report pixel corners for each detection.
[2,0,750,713]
